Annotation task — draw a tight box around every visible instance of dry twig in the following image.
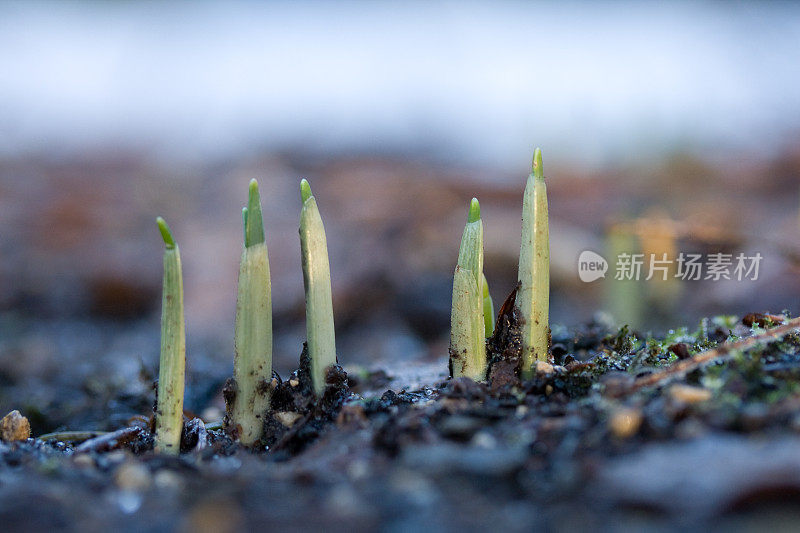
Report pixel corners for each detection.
[74,426,143,453]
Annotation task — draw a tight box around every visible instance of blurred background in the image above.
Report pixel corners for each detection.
[1,1,800,430]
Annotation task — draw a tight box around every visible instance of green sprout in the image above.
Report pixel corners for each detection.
[230,179,273,445]
[299,178,337,395]
[605,221,642,330]
[449,198,487,380]
[482,273,495,337]
[154,217,185,454]
[518,148,550,377]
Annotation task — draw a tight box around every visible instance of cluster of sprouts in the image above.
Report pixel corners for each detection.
[153,149,552,453]
[154,178,337,453]
[449,148,551,380]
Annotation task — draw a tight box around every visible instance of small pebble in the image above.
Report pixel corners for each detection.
[439,415,482,439]
[106,450,127,464]
[390,469,437,507]
[608,406,643,439]
[536,361,554,375]
[181,498,244,533]
[675,418,708,440]
[324,485,364,517]
[115,461,152,492]
[0,410,30,442]
[600,372,635,397]
[200,406,223,423]
[154,470,183,491]
[668,343,691,360]
[337,404,367,426]
[471,431,497,449]
[346,459,369,480]
[274,411,302,427]
[73,454,95,468]
[669,384,712,404]
[113,491,143,515]
[742,312,786,328]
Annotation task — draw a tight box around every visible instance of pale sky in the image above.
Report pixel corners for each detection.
[1,1,799,170]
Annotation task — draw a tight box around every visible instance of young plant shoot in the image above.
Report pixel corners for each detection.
[231,179,272,446]
[154,217,186,455]
[449,198,487,380]
[299,179,337,395]
[518,148,550,377]
[605,221,642,330]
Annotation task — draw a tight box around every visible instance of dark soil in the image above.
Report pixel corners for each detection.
[3,310,800,532]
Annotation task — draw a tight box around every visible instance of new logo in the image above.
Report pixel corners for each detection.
[578,250,608,282]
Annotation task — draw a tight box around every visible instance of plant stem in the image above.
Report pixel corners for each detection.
[154,217,185,454]
[518,148,550,377]
[299,179,337,395]
[231,179,272,445]
[450,198,486,380]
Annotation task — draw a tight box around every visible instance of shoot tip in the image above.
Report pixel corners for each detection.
[245,179,265,247]
[300,178,312,203]
[468,197,481,223]
[532,147,544,179]
[156,217,176,249]
[248,178,260,198]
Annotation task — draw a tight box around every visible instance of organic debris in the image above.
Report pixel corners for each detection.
[75,426,146,454]
[486,285,523,392]
[255,343,350,455]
